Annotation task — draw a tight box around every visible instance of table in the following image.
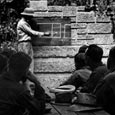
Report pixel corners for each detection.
[45,103,110,115]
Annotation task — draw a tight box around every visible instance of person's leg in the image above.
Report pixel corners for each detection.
[18,42,35,95]
[18,42,34,72]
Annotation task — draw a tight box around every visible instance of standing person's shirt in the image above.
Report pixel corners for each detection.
[0,72,45,115]
[60,67,91,89]
[80,63,108,93]
[17,18,43,42]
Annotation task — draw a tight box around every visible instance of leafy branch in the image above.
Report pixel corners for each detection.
[0,0,29,43]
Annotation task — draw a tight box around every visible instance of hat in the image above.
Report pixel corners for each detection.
[49,85,76,93]
[49,85,76,103]
[21,7,34,16]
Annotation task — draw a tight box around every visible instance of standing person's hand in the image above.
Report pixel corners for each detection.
[44,32,51,36]
[38,32,44,37]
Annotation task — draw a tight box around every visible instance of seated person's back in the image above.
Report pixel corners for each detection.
[60,53,91,89]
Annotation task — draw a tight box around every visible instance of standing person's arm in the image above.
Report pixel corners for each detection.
[21,22,44,37]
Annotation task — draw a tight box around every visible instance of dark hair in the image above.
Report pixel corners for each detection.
[109,46,115,59]
[8,52,31,72]
[78,45,88,53]
[85,44,103,62]
[74,53,86,69]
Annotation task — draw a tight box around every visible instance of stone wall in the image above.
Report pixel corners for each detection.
[30,1,114,94]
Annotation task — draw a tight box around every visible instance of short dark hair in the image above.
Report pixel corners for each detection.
[85,44,103,62]
[1,49,16,59]
[8,52,31,72]
[74,53,86,69]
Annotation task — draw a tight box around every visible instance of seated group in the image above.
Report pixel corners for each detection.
[0,44,114,115]
[61,44,115,115]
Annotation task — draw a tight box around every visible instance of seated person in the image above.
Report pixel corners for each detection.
[80,44,108,93]
[60,53,91,89]
[0,52,45,115]
[95,46,115,115]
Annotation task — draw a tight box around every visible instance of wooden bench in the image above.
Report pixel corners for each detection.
[45,103,110,115]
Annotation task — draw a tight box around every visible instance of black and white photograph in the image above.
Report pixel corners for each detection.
[0,0,114,115]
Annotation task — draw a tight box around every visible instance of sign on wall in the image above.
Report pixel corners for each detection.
[32,17,71,46]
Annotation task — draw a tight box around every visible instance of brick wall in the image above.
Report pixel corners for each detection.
[30,1,114,95]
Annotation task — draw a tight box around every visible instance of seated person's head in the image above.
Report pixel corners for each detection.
[78,45,88,53]
[107,46,115,70]
[0,54,8,74]
[8,52,31,81]
[74,53,86,70]
[85,44,103,68]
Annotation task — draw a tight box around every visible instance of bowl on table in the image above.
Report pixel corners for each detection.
[49,85,76,103]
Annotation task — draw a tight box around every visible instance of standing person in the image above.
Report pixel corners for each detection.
[95,46,115,115]
[17,7,50,91]
[17,7,48,73]
[0,52,46,115]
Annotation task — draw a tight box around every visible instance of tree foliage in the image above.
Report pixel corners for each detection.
[0,0,29,44]
[0,0,114,49]
[48,0,113,15]
[48,0,87,6]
